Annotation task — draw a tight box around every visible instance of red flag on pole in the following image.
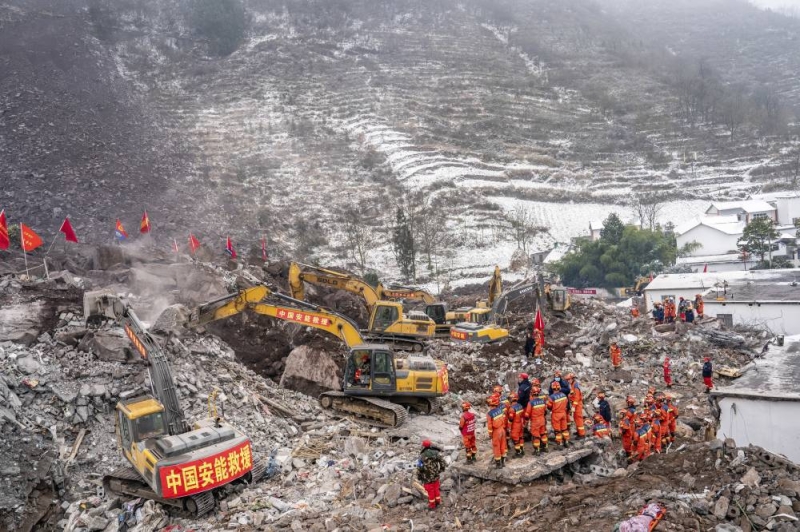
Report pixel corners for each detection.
[225,236,237,259]
[0,210,9,250]
[533,306,545,332]
[703,263,708,273]
[59,217,79,243]
[649,272,654,282]
[172,238,179,253]
[20,223,43,252]
[261,236,268,262]
[115,219,128,241]
[189,234,201,254]
[140,211,151,234]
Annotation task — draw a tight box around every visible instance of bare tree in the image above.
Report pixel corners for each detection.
[415,203,449,273]
[340,204,378,274]
[508,206,540,253]
[719,89,747,141]
[630,193,664,231]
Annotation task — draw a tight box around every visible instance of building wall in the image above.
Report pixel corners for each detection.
[776,197,800,226]
[717,397,800,463]
[679,260,755,273]
[703,301,800,335]
[677,225,740,257]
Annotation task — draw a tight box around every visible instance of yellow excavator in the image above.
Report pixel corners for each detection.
[544,280,572,317]
[83,291,265,515]
[186,285,449,426]
[449,266,510,343]
[288,262,448,340]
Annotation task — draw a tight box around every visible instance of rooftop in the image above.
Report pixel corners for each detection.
[646,268,800,293]
[676,253,747,265]
[713,335,800,400]
[707,200,775,214]
[674,216,746,236]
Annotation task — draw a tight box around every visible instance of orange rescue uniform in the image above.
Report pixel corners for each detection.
[547,391,571,445]
[620,413,634,457]
[525,394,549,451]
[610,344,622,369]
[459,411,477,460]
[508,402,526,452]
[487,405,508,463]
[568,383,585,438]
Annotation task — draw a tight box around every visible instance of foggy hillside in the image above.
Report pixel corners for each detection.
[2,0,799,282]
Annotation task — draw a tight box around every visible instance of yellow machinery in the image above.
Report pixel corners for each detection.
[83,291,264,515]
[289,262,444,343]
[449,266,511,343]
[545,283,572,317]
[187,285,449,426]
[617,277,651,298]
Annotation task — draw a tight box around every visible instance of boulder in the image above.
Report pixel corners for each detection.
[78,330,134,362]
[0,302,45,346]
[280,346,342,397]
[92,246,127,270]
[714,496,730,520]
[16,356,41,375]
[741,467,761,488]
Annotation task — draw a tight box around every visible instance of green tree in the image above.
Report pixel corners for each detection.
[737,218,779,263]
[392,207,416,282]
[554,226,676,289]
[601,213,625,245]
[192,0,248,56]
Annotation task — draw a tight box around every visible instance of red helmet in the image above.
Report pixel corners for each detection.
[492,385,504,394]
[461,401,471,411]
[531,386,541,394]
[647,386,656,395]
[509,392,519,402]
[532,378,541,386]
[626,395,635,405]
[565,372,575,381]
[552,382,561,391]
[519,373,529,380]
[704,357,710,362]
[597,391,605,399]
[422,440,431,448]
[594,413,604,422]
[488,395,500,407]
[645,395,654,404]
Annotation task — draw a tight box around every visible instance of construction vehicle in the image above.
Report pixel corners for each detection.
[444,265,503,324]
[288,262,446,343]
[186,285,449,426]
[83,291,264,515]
[617,277,651,298]
[544,282,572,317]
[449,277,538,343]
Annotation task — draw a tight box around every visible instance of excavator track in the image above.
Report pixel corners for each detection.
[102,467,224,517]
[319,391,409,428]
[364,334,427,352]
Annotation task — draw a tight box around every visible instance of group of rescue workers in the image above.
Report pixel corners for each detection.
[650,294,704,324]
[457,372,683,469]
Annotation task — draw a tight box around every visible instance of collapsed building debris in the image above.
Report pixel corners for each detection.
[1,253,799,531]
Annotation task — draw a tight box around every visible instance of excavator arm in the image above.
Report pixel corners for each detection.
[187,284,366,349]
[490,280,538,320]
[84,291,189,436]
[377,286,436,304]
[289,262,380,308]
[487,265,503,306]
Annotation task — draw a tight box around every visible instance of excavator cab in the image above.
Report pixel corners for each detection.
[423,303,447,325]
[344,346,396,393]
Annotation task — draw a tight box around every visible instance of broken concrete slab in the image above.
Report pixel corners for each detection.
[280,345,341,396]
[450,445,597,485]
[77,330,134,363]
[0,302,46,346]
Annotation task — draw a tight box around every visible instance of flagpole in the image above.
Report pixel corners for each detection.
[45,234,59,256]
[21,224,30,279]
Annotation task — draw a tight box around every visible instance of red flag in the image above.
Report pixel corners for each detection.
[703,263,708,273]
[140,211,151,234]
[115,219,128,241]
[59,217,79,243]
[189,234,201,254]
[0,210,8,251]
[649,272,654,282]
[225,236,237,259]
[20,223,43,252]
[261,236,268,262]
[533,306,545,332]
[172,238,179,253]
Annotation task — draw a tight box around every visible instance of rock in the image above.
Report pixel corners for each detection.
[605,323,618,332]
[596,504,621,518]
[78,330,134,362]
[0,302,45,346]
[716,525,744,532]
[151,305,190,335]
[756,503,777,519]
[80,515,109,531]
[344,437,368,458]
[777,505,796,518]
[741,468,761,488]
[682,473,696,488]
[54,329,87,346]
[692,499,710,516]
[92,246,127,270]
[15,356,41,375]
[280,346,342,396]
[715,496,731,520]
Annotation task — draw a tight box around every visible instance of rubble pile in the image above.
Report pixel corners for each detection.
[2,255,799,532]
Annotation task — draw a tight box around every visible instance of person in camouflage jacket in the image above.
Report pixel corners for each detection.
[417,440,446,509]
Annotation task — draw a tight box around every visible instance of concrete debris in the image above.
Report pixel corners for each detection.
[2,255,799,532]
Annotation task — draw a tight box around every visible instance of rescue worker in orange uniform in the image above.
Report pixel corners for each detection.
[459,402,477,463]
[565,372,585,439]
[655,394,670,448]
[534,327,545,357]
[663,356,673,388]
[486,395,508,468]
[547,381,571,447]
[592,413,611,439]
[666,395,679,444]
[486,385,503,406]
[507,392,526,458]
[695,294,704,318]
[665,298,676,323]
[632,416,651,462]
[609,341,622,369]
[525,382,549,453]
[631,306,640,318]
[619,408,635,459]
[651,410,665,453]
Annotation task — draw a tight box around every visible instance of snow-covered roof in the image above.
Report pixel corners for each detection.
[675,253,746,265]
[675,216,746,236]
[712,335,800,400]
[706,200,775,214]
[646,269,800,292]
[749,191,800,202]
[543,243,571,264]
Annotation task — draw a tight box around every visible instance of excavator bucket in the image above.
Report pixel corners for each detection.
[83,290,126,324]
